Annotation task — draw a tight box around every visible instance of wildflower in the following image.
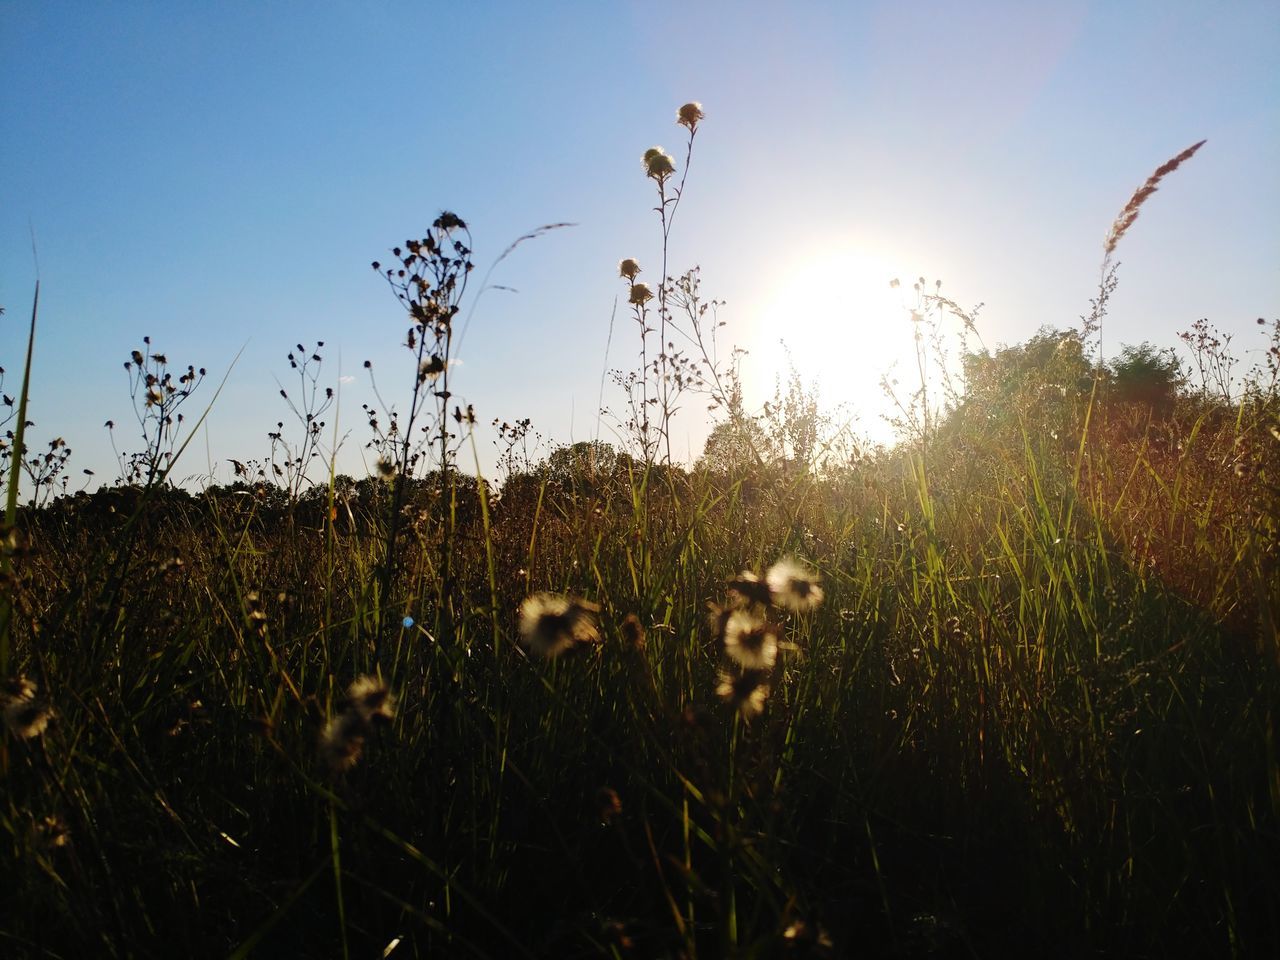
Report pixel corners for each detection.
[642,146,676,180]
[726,570,772,610]
[618,258,641,280]
[518,593,601,658]
[722,610,778,670]
[676,101,704,129]
[3,678,54,740]
[318,711,365,775]
[716,666,770,721]
[628,282,654,305]
[342,675,395,726]
[766,558,824,613]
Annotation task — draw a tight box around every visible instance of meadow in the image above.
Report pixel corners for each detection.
[2,106,1278,959]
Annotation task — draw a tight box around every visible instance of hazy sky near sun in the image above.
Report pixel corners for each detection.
[2,0,1277,487]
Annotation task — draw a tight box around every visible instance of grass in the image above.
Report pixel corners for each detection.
[1,113,1277,959]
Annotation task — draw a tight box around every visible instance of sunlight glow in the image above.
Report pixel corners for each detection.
[749,242,923,445]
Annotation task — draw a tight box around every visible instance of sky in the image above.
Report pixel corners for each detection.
[2,0,1277,491]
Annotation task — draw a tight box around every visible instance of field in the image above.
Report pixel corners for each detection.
[2,119,1278,959]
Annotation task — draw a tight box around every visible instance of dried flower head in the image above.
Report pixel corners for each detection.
[318,711,365,775]
[726,570,772,610]
[766,558,824,613]
[628,282,654,305]
[676,101,704,129]
[343,675,395,726]
[419,355,446,381]
[723,611,779,670]
[620,613,646,651]
[3,678,54,740]
[642,146,676,180]
[618,258,641,280]
[518,593,601,658]
[716,667,770,721]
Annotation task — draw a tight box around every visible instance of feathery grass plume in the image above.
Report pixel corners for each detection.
[676,101,704,130]
[726,570,772,610]
[723,610,779,670]
[618,258,641,280]
[716,666,771,721]
[3,677,54,740]
[318,710,366,775]
[518,593,601,658]
[766,557,824,613]
[1104,139,1207,255]
[628,282,654,305]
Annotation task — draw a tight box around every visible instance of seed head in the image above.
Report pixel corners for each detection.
[726,570,772,611]
[628,282,654,305]
[343,675,395,726]
[716,667,770,721]
[766,557,824,613]
[642,147,676,180]
[722,611,779,670]
[618,258,641,280]
[518,593,601,658]
[3,678,54,740]
[676,101,704,130]
[318,711,366,775]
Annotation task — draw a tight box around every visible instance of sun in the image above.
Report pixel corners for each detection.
[748,242,920,445]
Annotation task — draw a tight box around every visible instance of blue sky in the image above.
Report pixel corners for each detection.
[2,0,1277,488]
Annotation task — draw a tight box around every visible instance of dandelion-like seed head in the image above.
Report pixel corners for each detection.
[726,570,772,611]
[618,258,641,280]
[3,678,53,740]
[418,355,446,382]
[344,675,395,726]
[518,593,601,658]
[716,667,770,721]
[766,558,824,613]
[723,610,779,670]
[319,711,366,775]
[628,282,654,306]
[642,146,676,180]
[676,101,704,129]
